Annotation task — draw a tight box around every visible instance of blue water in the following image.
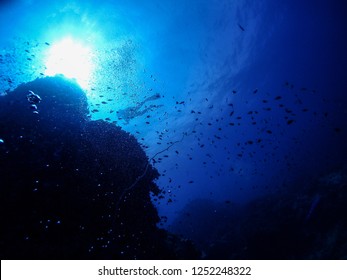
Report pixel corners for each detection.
[1,0,346,259]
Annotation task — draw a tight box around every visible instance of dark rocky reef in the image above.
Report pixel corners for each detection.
[0,76,198,259]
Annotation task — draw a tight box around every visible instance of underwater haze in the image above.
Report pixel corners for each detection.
[1,0,347,259]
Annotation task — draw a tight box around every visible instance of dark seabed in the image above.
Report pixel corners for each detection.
[0,0,346,259]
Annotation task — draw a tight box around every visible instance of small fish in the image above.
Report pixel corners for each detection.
[238,24,245,31]
[176,101,185,105]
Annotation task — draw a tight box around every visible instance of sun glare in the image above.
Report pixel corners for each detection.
[44,37,93,89]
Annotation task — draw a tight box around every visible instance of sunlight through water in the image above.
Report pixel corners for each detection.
[44,37,94,89]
